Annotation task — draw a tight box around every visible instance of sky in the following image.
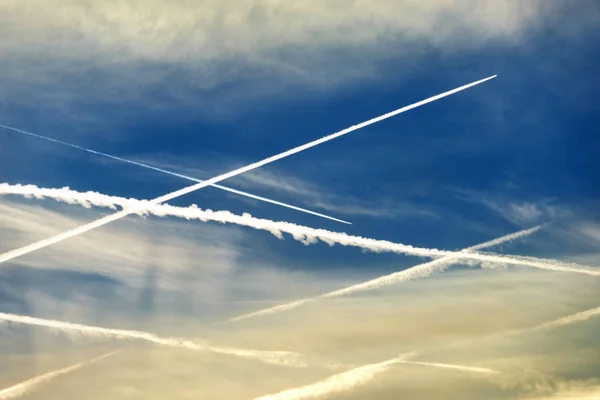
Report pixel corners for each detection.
[0,1,599,399]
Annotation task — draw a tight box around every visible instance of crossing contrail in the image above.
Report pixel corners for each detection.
[0,351,118,399]
[0,312,314,368]
[253,355,407,400]
[2,183,598,279]
[252,305,600,400]
[0,123,351,225]
[228,224,544,321]
[0,75,496,264]
[253,354,497,400]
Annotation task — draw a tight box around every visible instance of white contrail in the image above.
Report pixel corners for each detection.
[253,355,406,400]
[229,225,544,321]
[2,183,597,283]
[0,351,118,399]
[406,304,600,361]
[253,304,600,400]
[505,305,600,337]
[0,123,351,225]
[2,183,598,286]
[396,360,498,374]
[254,354,497,400]
[0,75,496,264]
[0,312,313,368]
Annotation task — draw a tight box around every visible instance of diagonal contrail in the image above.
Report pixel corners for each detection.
[398,304,600,363]
[0,350,118,400]
[2,183,597,279]
[253,353,497,400]
[0,123,351,225]
[0,312,323,368]
[253,304,600,400]
[0,75,497,264]
[227,225,544,321]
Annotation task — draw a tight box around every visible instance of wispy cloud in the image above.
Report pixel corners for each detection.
[227,169,439,220]
[454,189,571,226]
[0,1,544,61]
[0,1,542,88]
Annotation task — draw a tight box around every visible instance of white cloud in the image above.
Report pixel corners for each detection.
[454,189,571,226]
[151,162,440,220]
[0,0,556,121]
[0,0,544,64]
[523,384,600,400]
[578,224,600,244]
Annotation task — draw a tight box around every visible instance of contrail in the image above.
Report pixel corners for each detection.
[403,304,600,361]
[2,183,598,283]
[253,306,600,399]
[0,75,496,264]
[0,123,351,225]
[396,360,498,374]
[0,312,313,368]
[228,225,544,321]
[253,355,407,400]
[502,304,600,338]
[253,354,497,400]
[0,351,118,399]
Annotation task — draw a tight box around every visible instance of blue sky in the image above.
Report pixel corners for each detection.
[0,1,599,399]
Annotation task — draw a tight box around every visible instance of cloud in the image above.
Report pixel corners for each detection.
[578,224,600,244]
[0,1,544,64]
[0,200,242,281]
[526,386,600,400]
[0,0,560,123]
[454,189,572,226]
[230,169,440,219]
[2,264,599,399]
[139,159,440,220]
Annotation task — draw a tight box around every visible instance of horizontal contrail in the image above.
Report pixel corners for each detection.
[0,123,351,225]
[0,75,497,264]
[254,354,497,400]
[0,351,118,399]
[2,183,598,283]
[0,312,313,368]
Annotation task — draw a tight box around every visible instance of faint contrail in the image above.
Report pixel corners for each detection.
[228,225,544,321]
[0,75,496,264]
[0,351,118,399]
[404,304,600,361]
[253,306,600,399]
[253,354,497,400]
[0,312,313,368]
[0,123,351,225]
[2,183,597,282]
[502,304,600,338]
